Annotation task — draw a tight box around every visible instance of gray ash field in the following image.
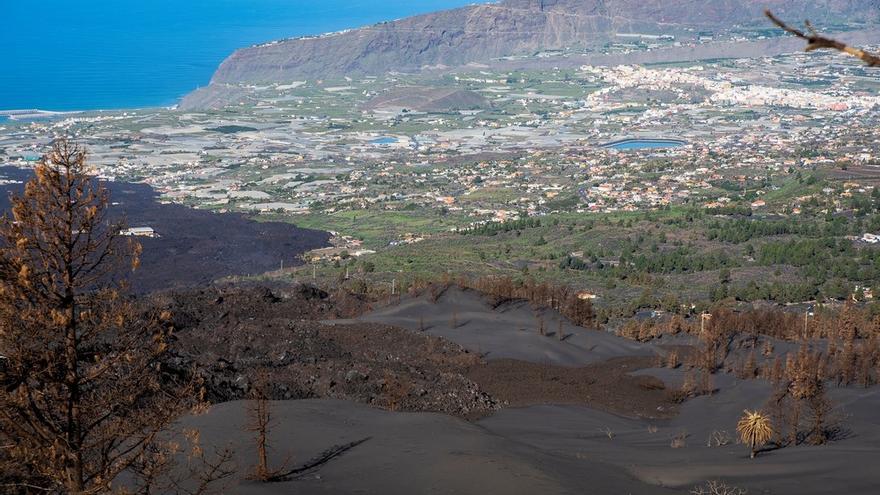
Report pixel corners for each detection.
[161,284,880,495]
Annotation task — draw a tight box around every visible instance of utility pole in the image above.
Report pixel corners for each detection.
[392,278,396,295]
[313,264,316,280]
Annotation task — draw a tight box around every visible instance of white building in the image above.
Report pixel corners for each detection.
[120,227,158,238]
[861,233,880,244]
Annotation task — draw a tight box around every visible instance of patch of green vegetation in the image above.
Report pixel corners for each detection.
[312,202,880,316]
[459,188,520,204]
[761,175,824,203]
[291,209,471,249]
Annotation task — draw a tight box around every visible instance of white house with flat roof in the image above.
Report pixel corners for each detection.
[120,227,158,238]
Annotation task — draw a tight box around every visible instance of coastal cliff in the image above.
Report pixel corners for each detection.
[177,0,878,109]
[207,0,876,83]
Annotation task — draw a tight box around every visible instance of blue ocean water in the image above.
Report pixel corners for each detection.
[0,0,487,112]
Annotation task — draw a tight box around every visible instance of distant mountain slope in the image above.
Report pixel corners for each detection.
[207,0,878,84]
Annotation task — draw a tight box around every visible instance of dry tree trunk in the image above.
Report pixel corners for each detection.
[247,374,290,483]
[249,385,272,481]
[0,139,213,493]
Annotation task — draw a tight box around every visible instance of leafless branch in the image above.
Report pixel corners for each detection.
[765,10,880,67]
[0,482,52,492]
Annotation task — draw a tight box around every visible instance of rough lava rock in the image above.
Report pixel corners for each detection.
[155,284,500,418]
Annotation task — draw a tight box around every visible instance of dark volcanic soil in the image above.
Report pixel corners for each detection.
[468,356,677,419]
[154,284,880,494]
[157,284,680,420]
[0,166,330,292]
[156,284,500,418]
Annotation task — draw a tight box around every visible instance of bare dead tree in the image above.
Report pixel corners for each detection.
[0,139,202,493]
[247,376,290,482]
[244,375,369,485]
[133,430,235,495]
[249,390,273,481]
[766,10,880,67]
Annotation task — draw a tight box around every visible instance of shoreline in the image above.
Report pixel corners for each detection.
[0,109,82,121]
[0,105,177,121]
